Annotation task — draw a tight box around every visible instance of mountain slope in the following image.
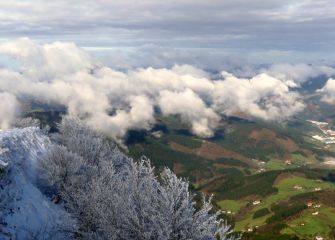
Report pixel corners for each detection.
[0,128,74,239]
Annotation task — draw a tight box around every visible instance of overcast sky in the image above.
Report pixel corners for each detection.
[0,0,335,67]
[1,1,335,134]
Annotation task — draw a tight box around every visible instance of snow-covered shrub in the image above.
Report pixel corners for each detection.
[40,117,238,240]
[15,117,51,134]
[15,117,41,128]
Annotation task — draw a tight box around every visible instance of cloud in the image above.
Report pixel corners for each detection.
[213,72,305,121]
[0,1,335,64]
[263,63,335,86]
[0,92,20,130]
[0,38,94,81]
[158,89,220,137]
[87,95,155,139]
[318,78,335,104]
[0,38,305,140]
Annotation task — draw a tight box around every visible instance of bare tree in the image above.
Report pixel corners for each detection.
[15,117,51,134]
[15,117,41,128]
[39,117,238,240]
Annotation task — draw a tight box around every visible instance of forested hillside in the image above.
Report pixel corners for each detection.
[0,118,236,240]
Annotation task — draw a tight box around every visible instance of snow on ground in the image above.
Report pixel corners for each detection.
[0,127,74,239]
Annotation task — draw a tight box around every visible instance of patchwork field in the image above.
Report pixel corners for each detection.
[233,175,335,230]
[125,115,335,240]
[25,107,335,240]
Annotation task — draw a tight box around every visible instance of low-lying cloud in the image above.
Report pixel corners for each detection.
[0,38,307,140]
[263,63,335,87]
[318,78,335,104]
[0,92,20,130]
[213,72,305,121]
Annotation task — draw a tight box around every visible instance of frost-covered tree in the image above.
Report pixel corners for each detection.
[15,117,41,128]
[39,144,85,202]
[39,117,238,240]
[15,117,51,134]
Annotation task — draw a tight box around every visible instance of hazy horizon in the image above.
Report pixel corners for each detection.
[0,0,334,68]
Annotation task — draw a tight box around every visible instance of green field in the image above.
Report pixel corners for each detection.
[282,207,335,239]
[233,176,335,231]
[124,115,335,239]
[26,107,335,240]
[265,159,287,170]
[217,199,244,213]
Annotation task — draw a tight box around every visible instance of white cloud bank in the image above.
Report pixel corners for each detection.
[263,63,335,87]
[0,92,20,130]
[318,78,335,104]
[213,72,304,121]
[0,38,305,140]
